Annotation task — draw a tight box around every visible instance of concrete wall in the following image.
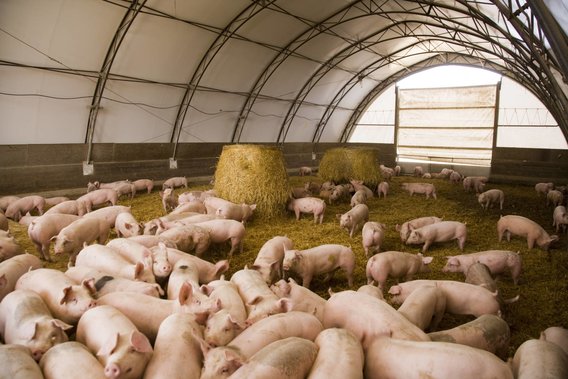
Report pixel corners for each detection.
[1,142,565,196]
[0,142,395,196]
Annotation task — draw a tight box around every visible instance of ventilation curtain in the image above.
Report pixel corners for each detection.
[396,84,498,166]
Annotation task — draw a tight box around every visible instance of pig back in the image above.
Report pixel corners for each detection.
[0,344,45,379]
[39,341,106,379]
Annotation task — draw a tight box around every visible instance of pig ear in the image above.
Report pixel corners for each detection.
[22,321,39,340]
[82,278,97,296]
[269,260,280,270]
[388,285,401,295]
[0,274,6,289]
[52,319,73,331]
[133,262,145,280]
[228,314,246,331]
[178,281,193,305]
[124,222,133,230]
[423,257,434,265]
[200,340,212,357]
[98,332,119,357]
[129,330,153,353]
[250,204,257,211]
[249,264,262,272]
[215,261,229,277]
[59,286,73,305]
[280,281,291,295]
[247,295,263,305]
[277,298,292,312]
[200,284,213,296]
[335,214,342,220]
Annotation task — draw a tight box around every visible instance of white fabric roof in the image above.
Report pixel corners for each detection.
[1,0,567,149]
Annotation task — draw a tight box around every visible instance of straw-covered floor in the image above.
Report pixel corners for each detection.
[7,174,568,356]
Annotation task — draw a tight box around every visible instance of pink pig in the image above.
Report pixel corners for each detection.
[552,205,568,233]
[0,253,43,301]
[39,341,107,379]
[406,221,467,253]
[52,217,111,265]
[76,189,118,213]
[132,179,154,194]
[337,204,369,237]
[5,195,46,221]
[361,221,386,257]
[477,189,504,210]
[251,236,294,284]
[401,182,437,199]
[76,305,153,379]
[497,214,558,250]
[396,216,442,243]
[443,250,522,284]
[270,277,326,322]
[162,176,188,190]
[15,268,97,325]
[283,244,355,288]
[114,212,142,238]
[287,197,326,224]
[27,214,80,261]
[44,200,85,216]
[366,251,433,290]
[376,181,389,199]
[0,289,72,361]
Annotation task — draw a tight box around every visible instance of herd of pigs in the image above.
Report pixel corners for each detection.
[0,165,567,379]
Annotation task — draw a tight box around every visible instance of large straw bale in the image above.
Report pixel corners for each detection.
[213,144,290,218]
[319,147,381,186]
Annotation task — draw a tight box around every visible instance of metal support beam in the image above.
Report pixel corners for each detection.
[84,0,147,168]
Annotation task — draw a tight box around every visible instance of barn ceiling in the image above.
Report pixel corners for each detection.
[1,0,567,152]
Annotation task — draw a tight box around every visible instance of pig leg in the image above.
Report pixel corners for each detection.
[457,237,466,251]
[302,274,314,288]
[40,242,52,262]
[422,240,432,253]
[527,238,535,250]
[295,209,301,221]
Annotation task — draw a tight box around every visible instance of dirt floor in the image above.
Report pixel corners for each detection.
[7,174,568,357]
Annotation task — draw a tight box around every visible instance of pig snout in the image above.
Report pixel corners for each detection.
[32,349,46,361]
[105,362,122,379]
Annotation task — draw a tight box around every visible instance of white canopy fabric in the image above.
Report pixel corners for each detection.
[1,0,567,150]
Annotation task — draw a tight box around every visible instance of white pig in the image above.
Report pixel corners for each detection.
[463,176,488,193]
[76,189,118,213]
[552,205,568,233]
[230,267,291,324]
[535,182,554,196]
[0,233,24,262]
[162,247,229,284]
[27,213,80,261]
[428,314,510,359]
[512,339,568,379]
[76,305,153,379]
[251,235,294,284]
[337,204,369,237]
[75,243,155,283]
[0,195,20,213]
[215,202,256,224]
[323,290,429,349]
[283,244,355,288]
[406,221,467,253]
[201,279,247,347]
[82,205,131,227]
[0,289,72,361]
[230,337,318,379]
[158,224,211,256]
[540,326,568,356]
[366,251,433,290]
[52,217,111,265]
[114,212,142,237]
[0,253,43,301]
[44,199,84,216]
[0,344,45,379]
[396,284,446,331]
[442,250,522,284]
[4,195,46,221]
[287,197,326,224]
[15,268,97,325]
[162,176,187,190]
[97,282,220,342]
[477,188,504,210]
[350,190,367,208]
[270,277,326,322]
[547,189,564,207]
[160,188,178,213]
[396,216,442,243]
[376,181,389,198]
[401,182,437,199]
[497,214,559,250]
[388,279,501,317]
[361,221,386,257]
[194,219,246,258]
[364,336,514,379]
[166,258,200,300]
[143,313,204,379]
[307,328,364,379]
[132,178,154,194]
[39,341,106,379]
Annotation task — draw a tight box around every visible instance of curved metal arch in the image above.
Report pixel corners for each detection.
[340,54,521,142]
[232,0,548,143]
[309,34,560,145]
[276,12,542,144]
[169,0,277,160]
[84,0,147,164]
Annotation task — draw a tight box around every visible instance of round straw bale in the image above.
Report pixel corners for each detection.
[213,144,290,218]
[318,147,381,187]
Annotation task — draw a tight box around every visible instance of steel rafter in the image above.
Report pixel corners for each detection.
[169,0,277,160]
[84,0,147,164]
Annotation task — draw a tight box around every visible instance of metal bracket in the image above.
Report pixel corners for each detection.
[169,158,178,169]
[82,161,94,176]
